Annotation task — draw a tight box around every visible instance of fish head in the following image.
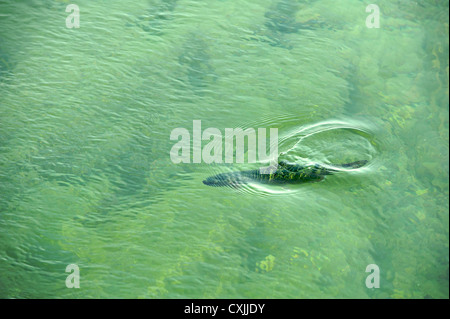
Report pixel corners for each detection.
[203,172,247,187]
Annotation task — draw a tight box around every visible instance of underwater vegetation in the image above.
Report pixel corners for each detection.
[128,0,179,36]
[178,32,217,92]
[250,0,327,49]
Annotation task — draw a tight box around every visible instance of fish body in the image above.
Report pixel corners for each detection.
[203,160,368,187]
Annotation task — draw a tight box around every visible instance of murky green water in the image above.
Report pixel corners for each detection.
[0,0,448,299]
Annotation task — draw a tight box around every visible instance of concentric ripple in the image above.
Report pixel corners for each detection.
[203,114,380,197]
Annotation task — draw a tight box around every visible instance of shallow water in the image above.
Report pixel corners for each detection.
[0,0,448,298]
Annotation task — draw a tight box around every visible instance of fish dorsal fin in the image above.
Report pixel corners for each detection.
[278,160,289,167]
[278,160,299,170]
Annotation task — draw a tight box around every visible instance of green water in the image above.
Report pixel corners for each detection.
[0,0,448,299]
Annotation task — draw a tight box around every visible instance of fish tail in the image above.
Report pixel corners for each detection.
[335,160,368,169]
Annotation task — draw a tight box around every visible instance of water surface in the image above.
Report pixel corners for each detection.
[0,0,448,298]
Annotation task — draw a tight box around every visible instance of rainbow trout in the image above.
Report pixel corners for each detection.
[203,160,368,187]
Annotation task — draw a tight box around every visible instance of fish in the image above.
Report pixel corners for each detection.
[202,160,368,187]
